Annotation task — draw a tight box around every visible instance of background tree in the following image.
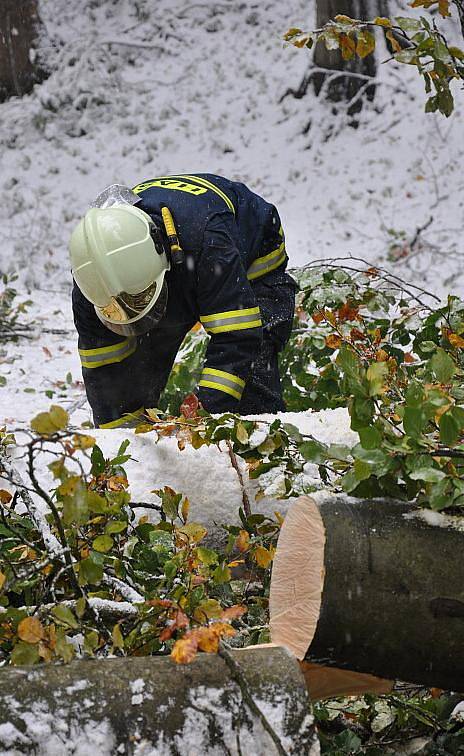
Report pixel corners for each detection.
[0,0,47,102]
[312,0,389,108]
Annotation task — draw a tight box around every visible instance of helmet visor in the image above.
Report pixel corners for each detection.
[95,280,168,337]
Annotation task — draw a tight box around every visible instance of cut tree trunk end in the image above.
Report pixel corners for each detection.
[0,0,47,101]
[270,495,464,691]
[0,647,318,755]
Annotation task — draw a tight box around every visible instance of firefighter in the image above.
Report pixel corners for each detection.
[69,174,297,428]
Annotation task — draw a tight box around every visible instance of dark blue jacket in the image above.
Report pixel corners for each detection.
[73,174,288,424]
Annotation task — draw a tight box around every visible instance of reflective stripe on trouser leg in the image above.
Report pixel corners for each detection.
[199,368,245,401]
[99,407,145,429]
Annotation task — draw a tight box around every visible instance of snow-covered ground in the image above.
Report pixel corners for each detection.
[1,0,463,426]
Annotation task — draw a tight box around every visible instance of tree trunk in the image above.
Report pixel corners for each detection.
[270,495,464,691]
[0,647,318,755]
[312,0,389,111]
[0,0,47,101]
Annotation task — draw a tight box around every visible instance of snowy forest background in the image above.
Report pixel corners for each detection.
[1,1,464,754]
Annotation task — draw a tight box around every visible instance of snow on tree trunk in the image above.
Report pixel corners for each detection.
[0,0,47,101]
[0,647,318,755]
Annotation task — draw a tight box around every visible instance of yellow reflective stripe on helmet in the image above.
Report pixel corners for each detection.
[247,242,287,281]
[99,407,145,429]
[199,368,245,401]
[79,338,137,369]
[177,175,235,214]
[200,306,262,334]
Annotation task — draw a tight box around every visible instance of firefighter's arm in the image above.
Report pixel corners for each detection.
[72,284,145,428]
[196,213,263,413]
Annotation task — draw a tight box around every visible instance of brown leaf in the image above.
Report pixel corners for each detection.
[340,33,356,61]
[0,489,12,505]
[18,616,45,644]
[221,605,247,621]
[311,309,325,324]
[0,571,6,590]
[325,334,342,350]
[338,303,359,322]
[180,393,200,419]
[42,346,52,359]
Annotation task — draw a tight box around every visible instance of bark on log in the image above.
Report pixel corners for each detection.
[270,495,464,691]
[0,647,318,755]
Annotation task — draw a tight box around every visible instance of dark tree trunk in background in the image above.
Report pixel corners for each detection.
[0,0,47,101]
[313,0,389,110]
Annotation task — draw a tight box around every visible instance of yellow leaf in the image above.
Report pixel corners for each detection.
[181,496,190,523]
[449,333,464,348]
[221,605,247,621]
[171,636,198,664]
[72,434,96,450]
[274,511,285,527]
[236,422,249,444]
[0,571,6,590]
[386,29,402,53]
[356,30,375,58]
[283,27,302,41]
[374,16,392,27]
[253,545,276,569]
[293,35,311,48]
[177,522,207,543]
[335,14,355,24]
[112,623,124,650]
[193,599,223,622]
[18,616,45,644]
[235,529,250,553]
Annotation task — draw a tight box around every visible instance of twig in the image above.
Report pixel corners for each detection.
[410,216,434,251]
[226,440,252,518]
[218,644,288,756]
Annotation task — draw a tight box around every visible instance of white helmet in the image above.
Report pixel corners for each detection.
[69,188,170,337]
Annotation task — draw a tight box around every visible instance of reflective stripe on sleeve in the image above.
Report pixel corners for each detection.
[99,407,145,429]
[199,368,245,401]
[200,307,262,334]
[79,338,137,369]
[247,241,287,281]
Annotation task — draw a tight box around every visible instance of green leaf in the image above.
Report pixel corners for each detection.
[367,361,388,396]
[439,412,460,446]
[196,547,218,565]
[358,426,381,450]
[92,535,114,553]
[299,440,327,464]
[91,445,106,476]
[354,458,372,481]
[429,348,456,383]
[84,630,99,654]
[403,407,428,439]
[213,562,231,584]
[105,520,127,534]
[79,556,103,586]
[394,16,422,32]
[410,468,447,482]
[52,605,79,629]
[11,641,40,666]
[405,382,424,408]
